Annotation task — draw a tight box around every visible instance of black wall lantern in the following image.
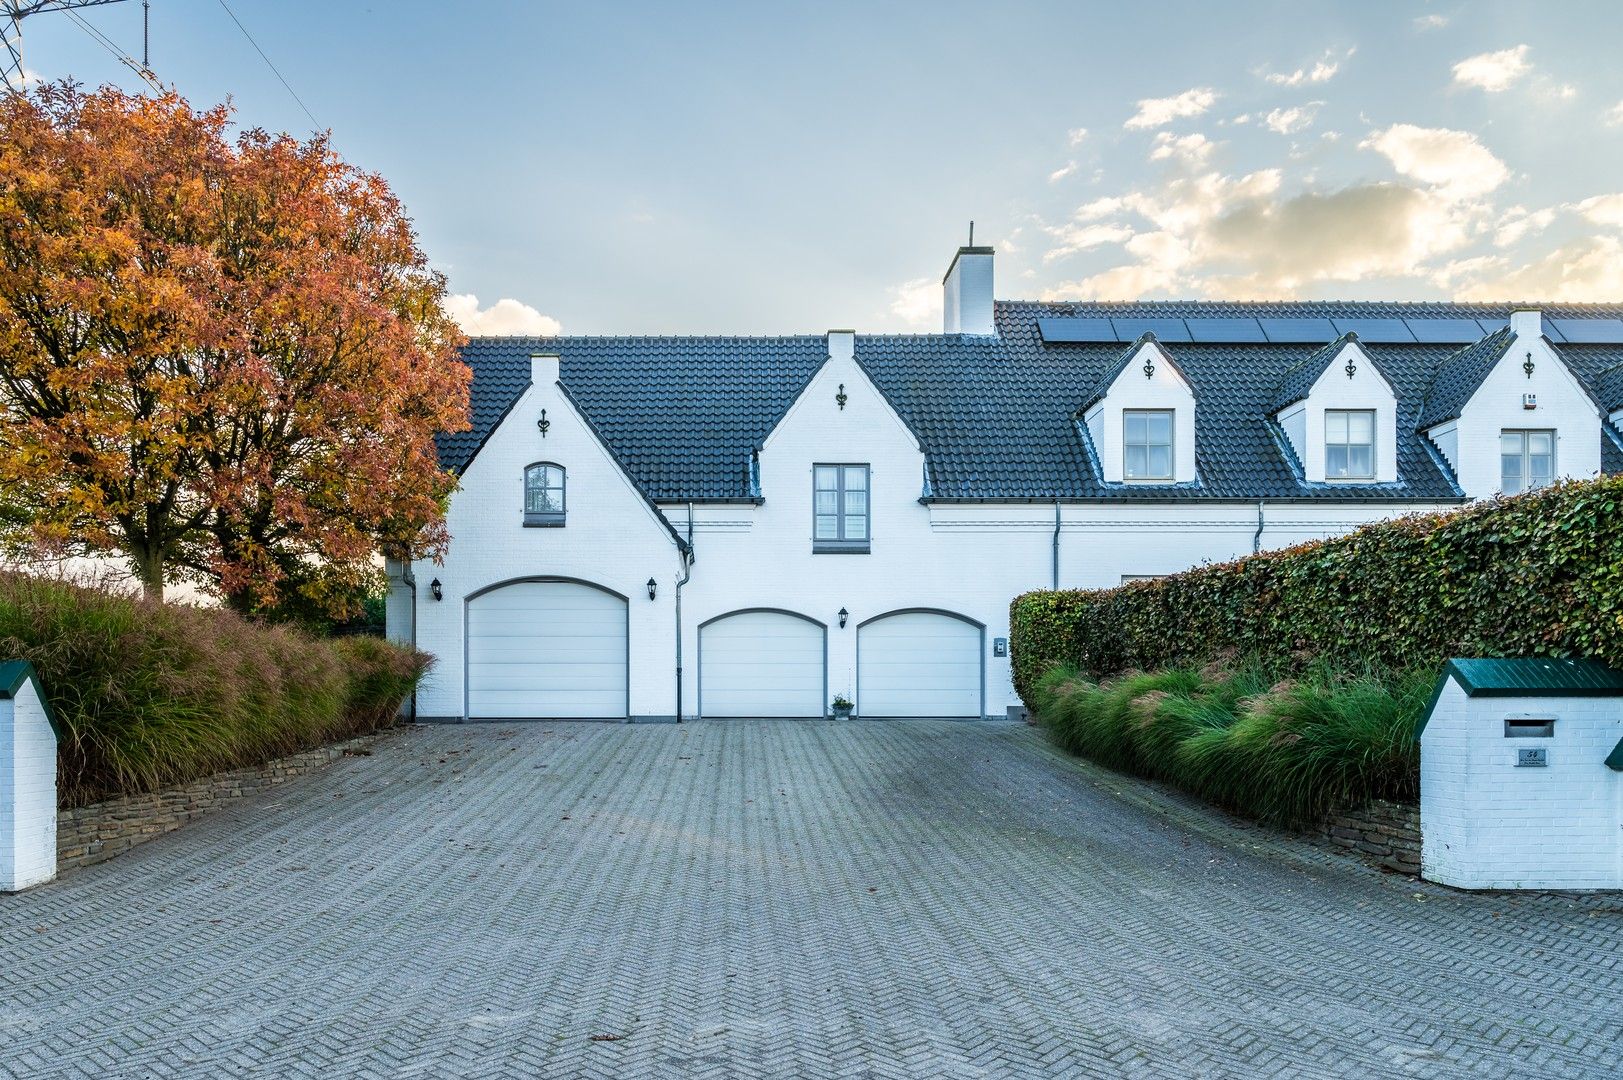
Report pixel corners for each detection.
[647,577,658,601]
[838,607,849,629]
[429,578,443,602]
[537,409,550,436]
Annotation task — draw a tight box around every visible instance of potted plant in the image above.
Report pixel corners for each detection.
[830,693,854,720]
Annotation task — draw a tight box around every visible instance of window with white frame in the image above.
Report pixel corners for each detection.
[813,464,869,552]
[524,463,566,526]
[1123,410,1174,480]
[1500,430,1554,495]
[1325,409,1375,480]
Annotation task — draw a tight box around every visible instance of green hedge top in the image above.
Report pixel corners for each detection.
[1009,476,1623,704]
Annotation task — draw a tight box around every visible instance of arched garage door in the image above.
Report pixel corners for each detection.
[857,611,982,718]
[465,579,628,719]
[700,610,825,718]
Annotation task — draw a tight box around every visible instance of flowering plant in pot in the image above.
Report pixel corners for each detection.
[830,693,854,720]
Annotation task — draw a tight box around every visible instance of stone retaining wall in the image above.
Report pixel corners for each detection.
[1318,799,1421,875]
[56,732,393,873]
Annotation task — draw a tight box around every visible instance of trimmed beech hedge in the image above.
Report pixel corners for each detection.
[1009,476,1623,703]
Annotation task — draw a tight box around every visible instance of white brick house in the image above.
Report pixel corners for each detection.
[389,245,1623,722]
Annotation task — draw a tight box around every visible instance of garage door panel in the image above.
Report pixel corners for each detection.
[466,580,627,719]
[859,612,981,718]
[701,611,825,718]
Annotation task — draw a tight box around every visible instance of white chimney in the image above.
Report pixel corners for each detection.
[943,245,995,335]
[531,352,560,386]
[1509,307,1543,341]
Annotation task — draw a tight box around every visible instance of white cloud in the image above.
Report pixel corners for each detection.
[1453,235,1623,301]
[1048,161,1079,183]
[1414,14,1449,30]
[444,294,562,337]
[1452,45,1532,92]
[1043,222,1137,262]
[1265,51,1348,87]
[1124,87,1217,130]
[1148,132,1215,166]
[1494,205,1556,246]
[1361,124,1508,201]
[1067,127,1088,147]
[1574,193,1623,228]
[1263,103,1321,135]
[887,277,939,326]
[1605,101,1623,126]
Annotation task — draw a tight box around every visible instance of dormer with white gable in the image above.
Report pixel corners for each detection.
[1079,334,1198,484]
[1272,333,1398,484]
[1418,309,1605,499]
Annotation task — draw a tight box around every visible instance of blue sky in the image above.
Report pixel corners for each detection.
[23,1,1623,334]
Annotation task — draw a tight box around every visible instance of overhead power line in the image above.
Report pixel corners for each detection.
[2,0,144,92]
[213,0,320,131]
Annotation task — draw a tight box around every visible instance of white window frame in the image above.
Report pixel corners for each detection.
[1500,430,1555,495]
[523,462,566,526]
[813,463,870,553]
[1122,409,1175,481]
[1324,409,1376,481]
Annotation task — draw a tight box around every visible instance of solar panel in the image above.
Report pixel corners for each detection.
[1329,318,1415,343]
[1547,318,1623,344]
[1183,317,1267,343]
[1403,318,1488,344]
[1110,317,1191,343]
[1036,318,1119,343]
[1258,318,1337,343]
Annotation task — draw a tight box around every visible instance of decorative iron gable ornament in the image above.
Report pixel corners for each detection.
[537,409,550,437]
[1345,354,1357,379]
[836,383,848,410]
[1142,353,1155,379]
[1523,351,1535,379]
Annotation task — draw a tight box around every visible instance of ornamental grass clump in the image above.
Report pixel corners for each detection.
[0,569,428,806]
[1033,658,1430,827]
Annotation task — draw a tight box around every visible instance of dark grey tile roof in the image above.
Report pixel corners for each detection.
[444,300,1623,503]
[1270,332,1387,413]
[1414,327,1516,430]
[438,336,828,500]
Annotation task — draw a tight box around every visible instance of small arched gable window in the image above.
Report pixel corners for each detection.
[524,463,566,527]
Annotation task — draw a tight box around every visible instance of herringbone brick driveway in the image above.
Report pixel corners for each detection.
[2,721,1620,1078]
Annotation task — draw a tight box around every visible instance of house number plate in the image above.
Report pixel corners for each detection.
[1516,748,1548,767]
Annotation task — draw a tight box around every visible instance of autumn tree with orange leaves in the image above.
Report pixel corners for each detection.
[0,83,470,616]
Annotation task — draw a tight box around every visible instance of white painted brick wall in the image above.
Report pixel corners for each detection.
[2,676,57,892]
[1421,681,1623,889]
[394,332,1471,721]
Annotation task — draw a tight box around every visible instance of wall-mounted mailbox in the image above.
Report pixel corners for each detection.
[992,637,1008,657]
[1419,657,1623,890]
[1504,716,1555,738]
[1521,392,1537,410]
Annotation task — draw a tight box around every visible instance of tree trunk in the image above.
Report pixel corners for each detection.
[132,546,165,603]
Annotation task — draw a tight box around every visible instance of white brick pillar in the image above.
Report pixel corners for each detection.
[2,661,57,892]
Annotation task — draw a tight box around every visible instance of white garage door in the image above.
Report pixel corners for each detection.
[858,612,982,718]
[466,580,627,719]
[700,611,825,718]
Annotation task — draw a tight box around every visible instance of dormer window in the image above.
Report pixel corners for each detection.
[524,463,566,526]
[1325,410,1375,480]
[1123,410,1174,480]
[1079,335,1198,485]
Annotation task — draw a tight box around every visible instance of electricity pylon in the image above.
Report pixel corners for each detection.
[3,0,136,93]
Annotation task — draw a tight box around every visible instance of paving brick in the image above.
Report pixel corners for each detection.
[1,721,1620,1078]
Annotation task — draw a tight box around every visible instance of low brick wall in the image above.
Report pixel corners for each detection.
[56,732,393,873]
[1319,799,1421,875]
